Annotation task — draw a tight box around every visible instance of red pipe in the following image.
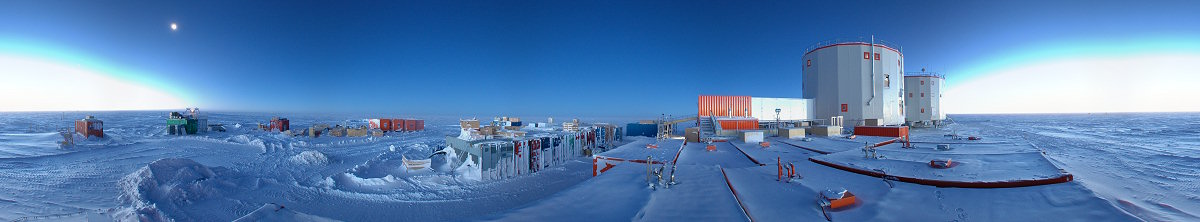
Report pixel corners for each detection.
[808,157,1074,188]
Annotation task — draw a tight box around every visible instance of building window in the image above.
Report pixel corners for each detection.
[884,74,890,88]
[874,53,881,60]
[921,93,925,97]
[863,52,870,59]
[921,80,925,85]
[921,108,925,113]
[806,60,811,67]
[909,93,913,98]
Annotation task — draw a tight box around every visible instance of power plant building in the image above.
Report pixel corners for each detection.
[802,41,905,126]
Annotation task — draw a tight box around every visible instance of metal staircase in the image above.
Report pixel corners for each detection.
[698,111,721,139]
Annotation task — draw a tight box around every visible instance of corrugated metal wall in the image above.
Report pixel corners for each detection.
[698,95,752,117]
[717,119,759,130]
[750,97,815,121]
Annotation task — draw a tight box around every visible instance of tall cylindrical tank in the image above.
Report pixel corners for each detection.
[801,41,905,126]
[903,74,945,126]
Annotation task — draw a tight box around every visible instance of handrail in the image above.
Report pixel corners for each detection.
[903,71,946,79]
[709,111,722,132]
[804,37,903,55]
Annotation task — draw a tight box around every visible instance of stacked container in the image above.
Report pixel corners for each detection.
[393,118,407,131]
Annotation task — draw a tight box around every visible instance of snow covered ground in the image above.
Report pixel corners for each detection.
[0,111,1194,221]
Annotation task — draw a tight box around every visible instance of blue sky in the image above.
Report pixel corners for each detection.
[2,0,1199,115]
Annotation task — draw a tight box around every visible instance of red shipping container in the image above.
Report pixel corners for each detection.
[393,119,407,131]
[270,118,289,132]
[75,117,104,138]
[853,126,909,141]
[404,119,424,131]
[698,95,752,117]
[717,119,759,130]
[380,119,393,132]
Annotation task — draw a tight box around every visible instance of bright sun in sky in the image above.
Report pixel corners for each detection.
[170,23,177,31]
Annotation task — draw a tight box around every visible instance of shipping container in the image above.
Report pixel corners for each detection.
[461,119,481,129]
[380,119,393,132]
[750,97,815,121]
[369,119,382,129]
[270,117,289,132]
[717,118,759,130]
[853,126,909,139]
[404,119,424,131]
[74,116,104,138]
[625,123,657,137]
[698,95,752,117]
[393,119,407,131]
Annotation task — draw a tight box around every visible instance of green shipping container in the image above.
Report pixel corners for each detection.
[167,119,187,125]
[186,119,199,134]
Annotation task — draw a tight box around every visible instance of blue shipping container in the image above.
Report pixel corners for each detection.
[625,123,657,137]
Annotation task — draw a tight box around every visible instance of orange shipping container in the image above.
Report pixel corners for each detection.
[698,95,752,117]
[717,119,759,130]
[393,119,407,131]
[405,119,424,131]
[380,119,393,132]
[853,126,909,141]
[75,117,104,138]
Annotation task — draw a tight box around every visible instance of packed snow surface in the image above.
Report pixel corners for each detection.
[0,111,1195,221]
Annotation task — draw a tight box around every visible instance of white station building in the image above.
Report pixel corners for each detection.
[801,40,905,126]
[904,73,946,127]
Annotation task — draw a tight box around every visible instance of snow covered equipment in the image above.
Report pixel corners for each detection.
[819,188,857,209]
[402,155,432,171]
[862,142,879,159]
[936,144,952,151]
[759,142,770,147]
[58,130,74,147]
[930,158,954,169]
[706,144,717,152]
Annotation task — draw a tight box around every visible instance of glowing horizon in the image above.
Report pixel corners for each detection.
[0,54,188,112]
[945,52,1200,114]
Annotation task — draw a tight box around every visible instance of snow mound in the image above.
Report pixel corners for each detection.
[291,150,330,165]
[233,203,339,222]
[115,158,237,221]
[227,134,285,153]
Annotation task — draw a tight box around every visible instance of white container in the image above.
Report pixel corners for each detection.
[779,128,805,139]
[751,97,815,121]
[741,131,764,143]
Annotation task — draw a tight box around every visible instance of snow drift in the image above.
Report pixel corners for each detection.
[114,158,238,221]
[291,150,330,165]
